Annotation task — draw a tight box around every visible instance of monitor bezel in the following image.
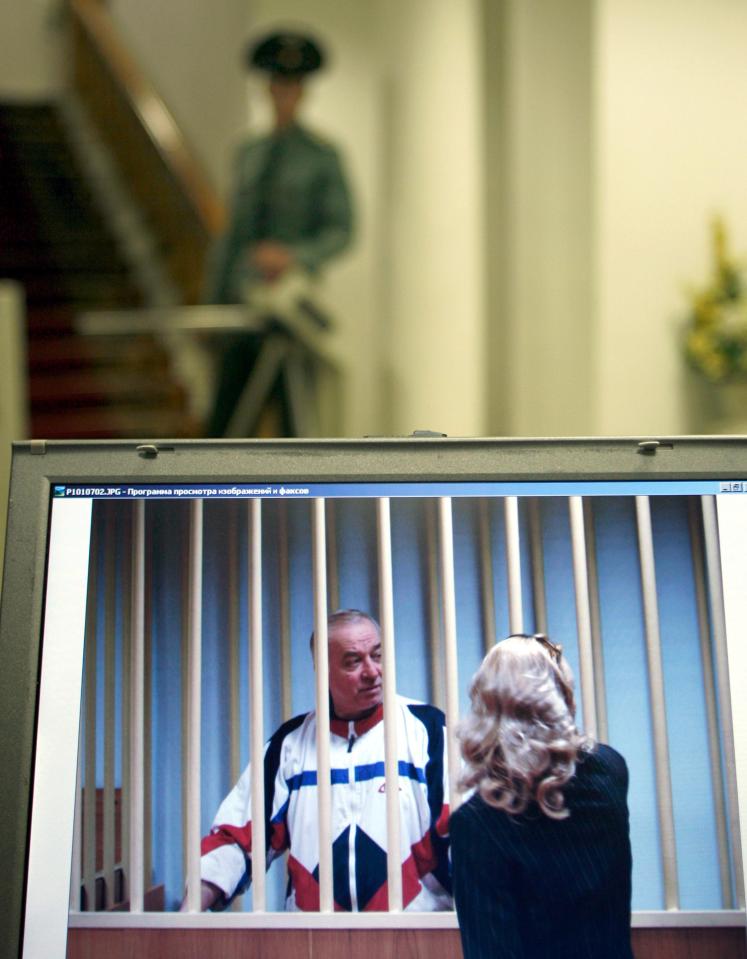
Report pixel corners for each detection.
[3,433,747,958]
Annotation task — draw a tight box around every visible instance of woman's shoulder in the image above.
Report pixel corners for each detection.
[450,791,513,839]
[580,742,629,788]
[451,792,484,829]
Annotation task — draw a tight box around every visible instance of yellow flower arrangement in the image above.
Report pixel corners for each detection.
[684,218,747,382]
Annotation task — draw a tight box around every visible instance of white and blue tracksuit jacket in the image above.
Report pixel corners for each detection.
[200,696,452,911]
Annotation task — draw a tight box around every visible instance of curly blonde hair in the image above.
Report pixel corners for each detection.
[458,635,592,820]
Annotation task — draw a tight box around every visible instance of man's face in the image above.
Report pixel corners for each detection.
[327,620,383,720]
[268,75,304,126]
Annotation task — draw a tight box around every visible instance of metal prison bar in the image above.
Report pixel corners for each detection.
[701,496,745,909]
[70,494,743,922]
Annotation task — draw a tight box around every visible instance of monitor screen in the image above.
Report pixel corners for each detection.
[2,438,746,958]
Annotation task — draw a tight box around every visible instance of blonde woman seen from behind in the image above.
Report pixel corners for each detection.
[451,634,633,959]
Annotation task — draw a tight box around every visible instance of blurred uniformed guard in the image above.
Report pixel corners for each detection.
[205,31,354,437]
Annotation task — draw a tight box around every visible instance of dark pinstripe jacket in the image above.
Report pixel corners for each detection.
[451,744,633,959]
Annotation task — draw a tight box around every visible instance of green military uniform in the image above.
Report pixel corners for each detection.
[206,123,353,304]
[205,30,353,436]
[205,125,353,434]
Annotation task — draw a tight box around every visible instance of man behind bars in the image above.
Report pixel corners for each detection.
[190,609,452,911]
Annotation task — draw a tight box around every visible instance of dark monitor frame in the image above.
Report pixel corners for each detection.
[2,434,747,958]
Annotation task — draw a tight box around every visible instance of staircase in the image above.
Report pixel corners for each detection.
[0,101,197,439]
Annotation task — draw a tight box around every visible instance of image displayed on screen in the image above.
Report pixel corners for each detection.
[37,482,742,936]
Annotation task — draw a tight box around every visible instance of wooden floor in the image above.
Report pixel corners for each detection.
[68,926,747,959]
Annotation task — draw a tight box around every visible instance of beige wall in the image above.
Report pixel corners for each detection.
[497,0,594,436]
[0,284,29,591]
[594,0,747,435]
[0,0,62,97]
[493,0,747,438]
[378,0,487,437]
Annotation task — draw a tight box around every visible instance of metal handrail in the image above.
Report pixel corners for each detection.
[76,305,343,437]
[67,0,224,238]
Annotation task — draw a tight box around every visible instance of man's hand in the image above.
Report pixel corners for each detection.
[250,241,294,282]
[179,879,223,912]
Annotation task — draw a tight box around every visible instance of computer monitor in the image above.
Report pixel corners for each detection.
[1,436,746,958]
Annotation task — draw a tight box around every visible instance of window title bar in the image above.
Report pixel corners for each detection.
[51,480,744,500]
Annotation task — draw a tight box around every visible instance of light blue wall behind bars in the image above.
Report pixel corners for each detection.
[567,497,663,909]
[651,497,721,909]
[84,493,730,913]
[149,502,189,908]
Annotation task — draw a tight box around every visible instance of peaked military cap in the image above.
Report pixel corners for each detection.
[248,32,325,76]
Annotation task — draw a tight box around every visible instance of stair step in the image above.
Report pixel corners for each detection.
[0,99,55,111]
[0,145,82,170]
[0,152,84,186]
[25,308,78,334]
[1,254,130,275]
[29,369,185,407]
[0,101,58,123]
[27,335,170,372]
[0,256,126,274]
[31,406,198,440]
[20,276,141,306]
[1,99,196,440]
[0,227,123,250]
[0,122,63,144]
